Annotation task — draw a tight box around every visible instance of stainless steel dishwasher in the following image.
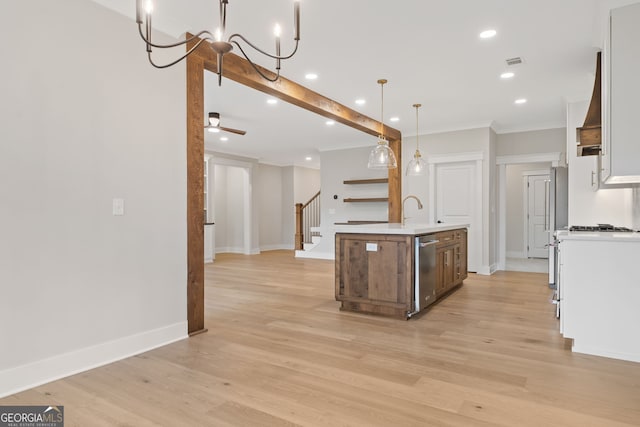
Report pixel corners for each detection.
[412,234,439,315]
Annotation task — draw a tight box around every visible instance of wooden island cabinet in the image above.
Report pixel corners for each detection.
[335,223,468,319]
[434,228,467,297]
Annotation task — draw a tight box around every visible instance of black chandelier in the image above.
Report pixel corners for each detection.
[136,0,301,85]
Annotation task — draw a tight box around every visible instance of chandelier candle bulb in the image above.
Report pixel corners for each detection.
[294,1,301,40]
[135,0,142,23]
[275,24,281,70]
[145,11,152,52]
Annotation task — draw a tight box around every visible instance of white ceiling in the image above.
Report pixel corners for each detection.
[95,0,640,168]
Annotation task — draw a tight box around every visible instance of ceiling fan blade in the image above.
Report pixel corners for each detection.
[218,126,247,135]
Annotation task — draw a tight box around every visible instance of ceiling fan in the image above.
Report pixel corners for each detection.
[205,112,247,135]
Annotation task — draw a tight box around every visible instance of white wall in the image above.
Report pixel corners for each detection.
[496,128,566,157]
[221,166,247,252]
[210,156,319,252]
[257,164,284,250]
[281,167,295,248]
[213,165,229,249]
[634,188,640,230]
[566,101,633,226]
[321,146,389,227]
[0,0,187,397]
[403,127,491,223]
[212,163,252,254]
[294,166,321,204]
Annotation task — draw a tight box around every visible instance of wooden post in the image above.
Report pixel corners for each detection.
[388,138,402,223]
[186,42,206,336]
[295,202,304,250]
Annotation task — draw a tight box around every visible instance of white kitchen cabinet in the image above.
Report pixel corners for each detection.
[601,2,640,184]
[592,154,629,191]
[557,231,640,363]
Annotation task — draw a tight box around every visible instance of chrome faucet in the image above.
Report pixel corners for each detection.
[402,195,423,225]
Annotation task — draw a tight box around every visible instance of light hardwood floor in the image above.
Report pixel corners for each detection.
[2,250,640,426]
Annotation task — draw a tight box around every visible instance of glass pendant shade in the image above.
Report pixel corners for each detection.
[406,103,427,176]
[368,139,398,169]
[368,79,397,169]
[406,149,427,175]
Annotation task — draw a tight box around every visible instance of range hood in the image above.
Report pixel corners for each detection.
[577,52,602,156]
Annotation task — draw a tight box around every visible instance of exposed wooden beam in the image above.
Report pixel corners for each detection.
[188,34,401,142]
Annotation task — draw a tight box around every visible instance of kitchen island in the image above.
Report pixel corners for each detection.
[335,223,468,319]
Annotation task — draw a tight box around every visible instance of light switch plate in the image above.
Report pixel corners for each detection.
[112,198,125,216]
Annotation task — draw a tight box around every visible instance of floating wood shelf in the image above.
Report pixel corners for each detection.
[343,178,388,185]
[334,220,389,225]
[343,197,388,203]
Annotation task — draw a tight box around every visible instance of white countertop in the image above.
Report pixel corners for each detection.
[334,223,469,236]
[556,230,640,242]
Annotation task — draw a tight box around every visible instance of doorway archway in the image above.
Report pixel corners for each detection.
[185,35,403,334]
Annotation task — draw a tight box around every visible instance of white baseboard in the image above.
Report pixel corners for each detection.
[260,244,294,251]
[490,263,499,274]
[295,250,335,260]
[0,321,187,399]
[475,265,493,275]
[572,343,640,364]
[506,251,526,259]
[215,246,244,254]
[216,247,261,255]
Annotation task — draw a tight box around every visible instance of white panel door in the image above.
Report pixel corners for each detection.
[435,162,479,272]
[527,174,550,259]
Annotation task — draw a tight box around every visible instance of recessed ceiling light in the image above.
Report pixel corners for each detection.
[207,127,220,133]
[515,98,527,104]
[389,117,400,122]
[500,72,515,79]
[220,136,229,142]
[305,156,312,161]
[305,73,318,80]
[479,29,497,39]
[326,120,335,126]
[355,99,366,105]
[267,98,278,105]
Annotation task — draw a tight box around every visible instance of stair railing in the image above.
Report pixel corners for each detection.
[295,190,321,250]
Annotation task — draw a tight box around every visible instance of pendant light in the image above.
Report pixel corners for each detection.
[406,103,427,176]
[368,79,398,169]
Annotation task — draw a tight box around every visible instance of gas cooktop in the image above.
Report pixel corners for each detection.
[569,224,634,232]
